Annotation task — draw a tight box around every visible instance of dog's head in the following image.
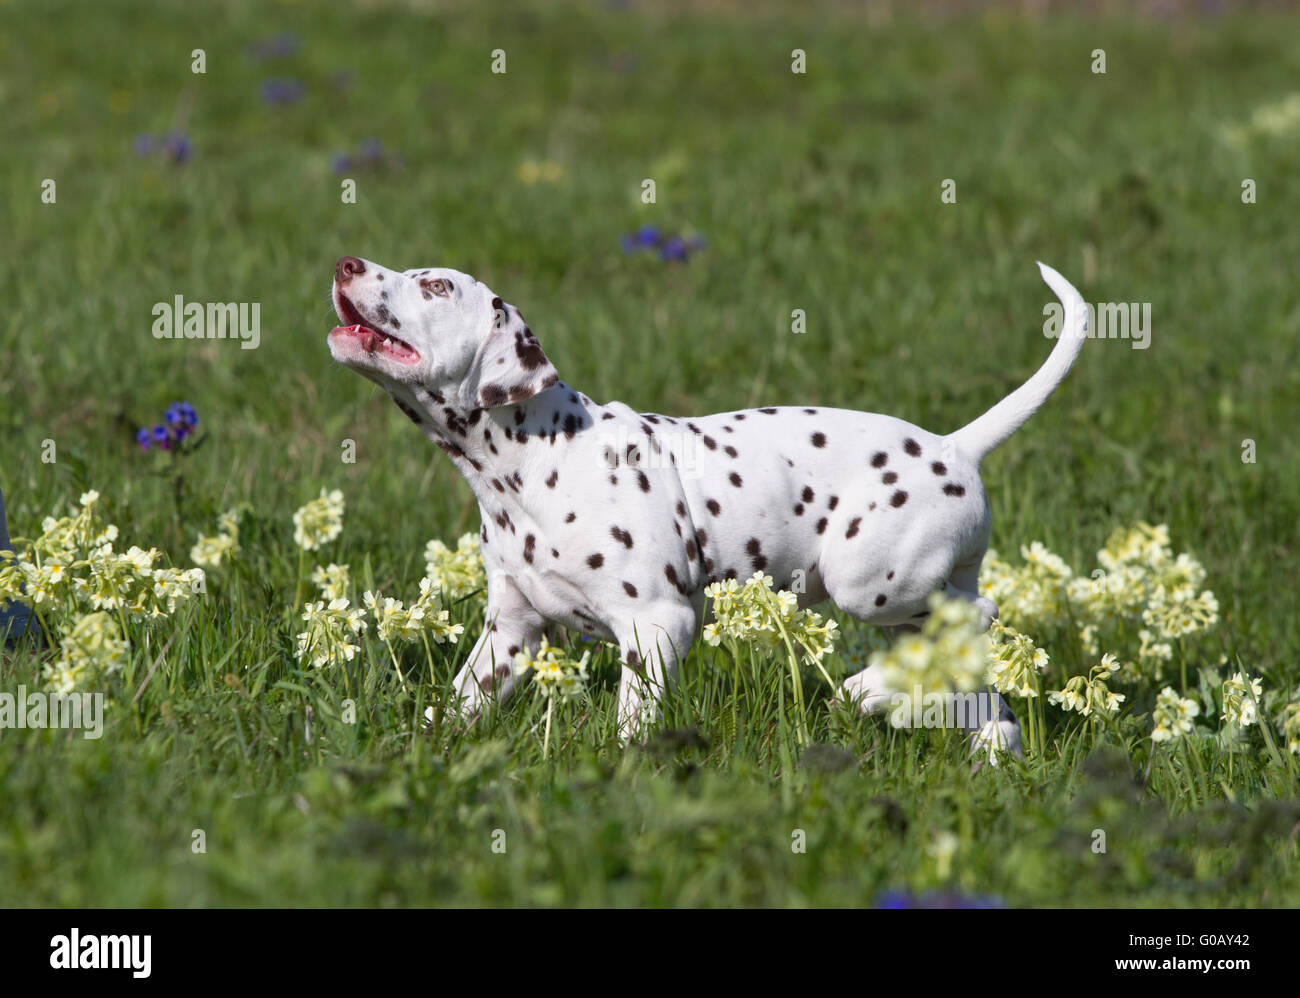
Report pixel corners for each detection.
[328,256,558,409]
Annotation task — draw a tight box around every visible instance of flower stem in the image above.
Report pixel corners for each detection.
[543,696,553,759]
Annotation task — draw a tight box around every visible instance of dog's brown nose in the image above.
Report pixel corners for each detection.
[336,256,366,283]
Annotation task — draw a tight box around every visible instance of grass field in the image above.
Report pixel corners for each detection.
[3,0,1299,906]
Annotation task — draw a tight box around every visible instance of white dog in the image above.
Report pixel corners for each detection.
[327,257,1087,756]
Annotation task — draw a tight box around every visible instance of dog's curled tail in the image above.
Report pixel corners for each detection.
[945,262,1088,464]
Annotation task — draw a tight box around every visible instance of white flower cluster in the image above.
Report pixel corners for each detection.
[985,620,1049,699]
[363,577,465,646]
[295,598,367,669]
[0,490,204,692]
[981,523,1218,681]
[295,576,464,669]
[1282,698,1300,757]
[1220,672,1262,730]
[0,491,204,621]
[191,507,242,568]
[423,532,487,602]
[311,563,351,601]
[868,593,988,696]
[292,489,345,551]
[1150,686,1200,743]
[703,571,838,667]
[43,611,130,694]
[513,636,590,702]
[1048,652,1126,719]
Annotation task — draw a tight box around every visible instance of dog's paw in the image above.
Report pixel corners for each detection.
[835,669,892,716]
[968,716,1023,771]
[973,596,999,632]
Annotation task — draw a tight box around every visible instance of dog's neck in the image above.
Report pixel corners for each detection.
[387,380,593,508]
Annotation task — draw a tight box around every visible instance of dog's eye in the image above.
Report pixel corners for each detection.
[422,278,452,298]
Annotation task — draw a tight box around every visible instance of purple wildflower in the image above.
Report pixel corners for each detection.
[162,133,191,164]
[246,32,300,63]
[261,78,305,105]
[621,225,662,254]
[332,140,400,173]
[659,236,689,262]
[133,132,190,164]
[139,402,198,453]
[621,226,704,263]
[876,890,1002,909]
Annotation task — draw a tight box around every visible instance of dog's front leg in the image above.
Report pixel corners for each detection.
[614,604,697,744]
[451,574,546,719]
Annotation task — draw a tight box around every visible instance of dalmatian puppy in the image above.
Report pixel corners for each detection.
[327,256,1088,757]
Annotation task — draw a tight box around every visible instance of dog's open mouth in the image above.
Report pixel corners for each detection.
[330,294,420,365]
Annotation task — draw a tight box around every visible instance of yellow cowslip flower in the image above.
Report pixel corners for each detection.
[121,545,158,576]
[191,532,237,568]
[1142,588,1219,641]
[1048,653,1126,719]
[1220,671,1263,729]
[414,576,466,644]
[1281,698,1300,756]
[5,488,201,627]
[1151,686,1199,743]
[866,592,987,697]
[312,563,351,601]
[703,571,838,666]
[363,577,465,646]
[978,543,1071,632]
[363,590,424,643]
[513,636,589,702]
[985,620,1047,699]
[1250,93,1300,137]
[153,567,205,614]
[517,158,564,185]
[424,532,486,602]
[42,611,129,693]
[73,543,134,610]
[191,507,242,568]
[928,831,960,880]
[982,524,1218,687]
[295,597,366,668]
[292,489,345,551]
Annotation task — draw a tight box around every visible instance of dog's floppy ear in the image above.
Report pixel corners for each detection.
[468,296,560,409]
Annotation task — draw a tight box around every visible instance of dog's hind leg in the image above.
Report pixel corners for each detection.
[943,567,1022,764]
[836,575,1022,766]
